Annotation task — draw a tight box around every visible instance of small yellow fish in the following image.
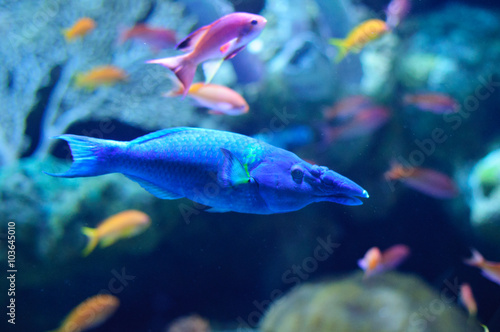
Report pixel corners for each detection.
[63,17,96,42]
[49,294,119,332]
[74,65,127,91]
[82,210,151,256]
[329,19,389,63]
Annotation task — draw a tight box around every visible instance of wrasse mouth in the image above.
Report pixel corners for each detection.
[323,191,369,206]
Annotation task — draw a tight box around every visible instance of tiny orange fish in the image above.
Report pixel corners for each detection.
[74,65,127,91]
[166,82,249,116]
[329,19,389,63]
[119,24,177,52]
[82,210,151,256]
[358,244,410,278]
[403,93,459,114]
[323,95,373,121]
[49,294,119,332]
[459,283,478,317]
[63,17,96,42]
[384,163,459,199]
[465,249,500,286]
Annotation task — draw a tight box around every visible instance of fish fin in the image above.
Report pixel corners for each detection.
[224,45,246,60]
[125,174,183,199]
[130,127,191,144]
[99,235,119,248]
[202,59,224,84]
[205,206,231,213]
[464,248,484,266]
[218,148,250,187]
[44,135,115,178]
[146,55,195,95]
[329,38,348,63]
[176,25,210,52]
[208,109,225,115]
[81,227,99,257]
[62,29,73,42]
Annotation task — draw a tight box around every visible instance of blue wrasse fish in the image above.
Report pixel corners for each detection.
[46,128,368,214]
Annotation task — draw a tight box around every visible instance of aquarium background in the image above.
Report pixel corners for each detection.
[2,0,500,331]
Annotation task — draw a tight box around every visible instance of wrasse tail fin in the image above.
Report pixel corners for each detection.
[81,227,99,257]
[44,135,116,178]
[147,55,195,96]
[329,38,348,63]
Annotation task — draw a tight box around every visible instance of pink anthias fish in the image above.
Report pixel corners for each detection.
[384,163,459,199]
[465,249,500,286]
[165,82,249,116]
[322,104,390,143]
[147,12,267,96]
[119,24,176,52]
[403,93,459,114]
[358,244,410,278]
[323,95,373,121]
[385,0,411,29]
[459,283,478,317]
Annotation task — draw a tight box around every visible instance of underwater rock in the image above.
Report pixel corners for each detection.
[261,271,482,332]
[396,3,500,100]
[468,148,500,245]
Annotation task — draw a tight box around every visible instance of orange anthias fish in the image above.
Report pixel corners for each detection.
[403,93,459,114]
[358,244,410,278]
[49,294,119,332]
[74,65,127,91]
[384,163,459,199]
[329,19,389,63]
[63,17,96,42]
[119,24,177,52]
[465,249,500,286]
[459,283,478,317]
[82,210,151,256]
[166,82,249,116]
[147,12,267,96]
[323,95,373,121]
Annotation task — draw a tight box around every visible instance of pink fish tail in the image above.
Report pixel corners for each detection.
[464,249,484,266]
[146,55,195,95]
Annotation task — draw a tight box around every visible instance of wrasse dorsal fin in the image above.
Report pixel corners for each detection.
[125,174,183,199]
[176,25,211,52]
[130,127,192,144]
[218,148,250,187]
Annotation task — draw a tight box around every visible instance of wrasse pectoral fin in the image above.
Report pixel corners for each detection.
[125,174,183,199]
[218,148,251,187]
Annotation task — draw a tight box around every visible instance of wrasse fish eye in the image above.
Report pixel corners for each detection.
[291,165,305,184]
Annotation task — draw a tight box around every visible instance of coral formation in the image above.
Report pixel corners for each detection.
[261,271,482,332]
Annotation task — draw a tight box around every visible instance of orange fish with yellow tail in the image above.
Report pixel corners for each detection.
[63,17,96,42]
[48,294,119,332]
[74,65,127,91]
[82,210,151,256]
[329,19,389,63]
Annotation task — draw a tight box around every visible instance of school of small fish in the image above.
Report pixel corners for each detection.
[46,1,498,330]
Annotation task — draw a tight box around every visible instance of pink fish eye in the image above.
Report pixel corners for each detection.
[251,20,258,25]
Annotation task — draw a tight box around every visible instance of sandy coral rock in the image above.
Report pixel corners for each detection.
[261,271,481,332]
